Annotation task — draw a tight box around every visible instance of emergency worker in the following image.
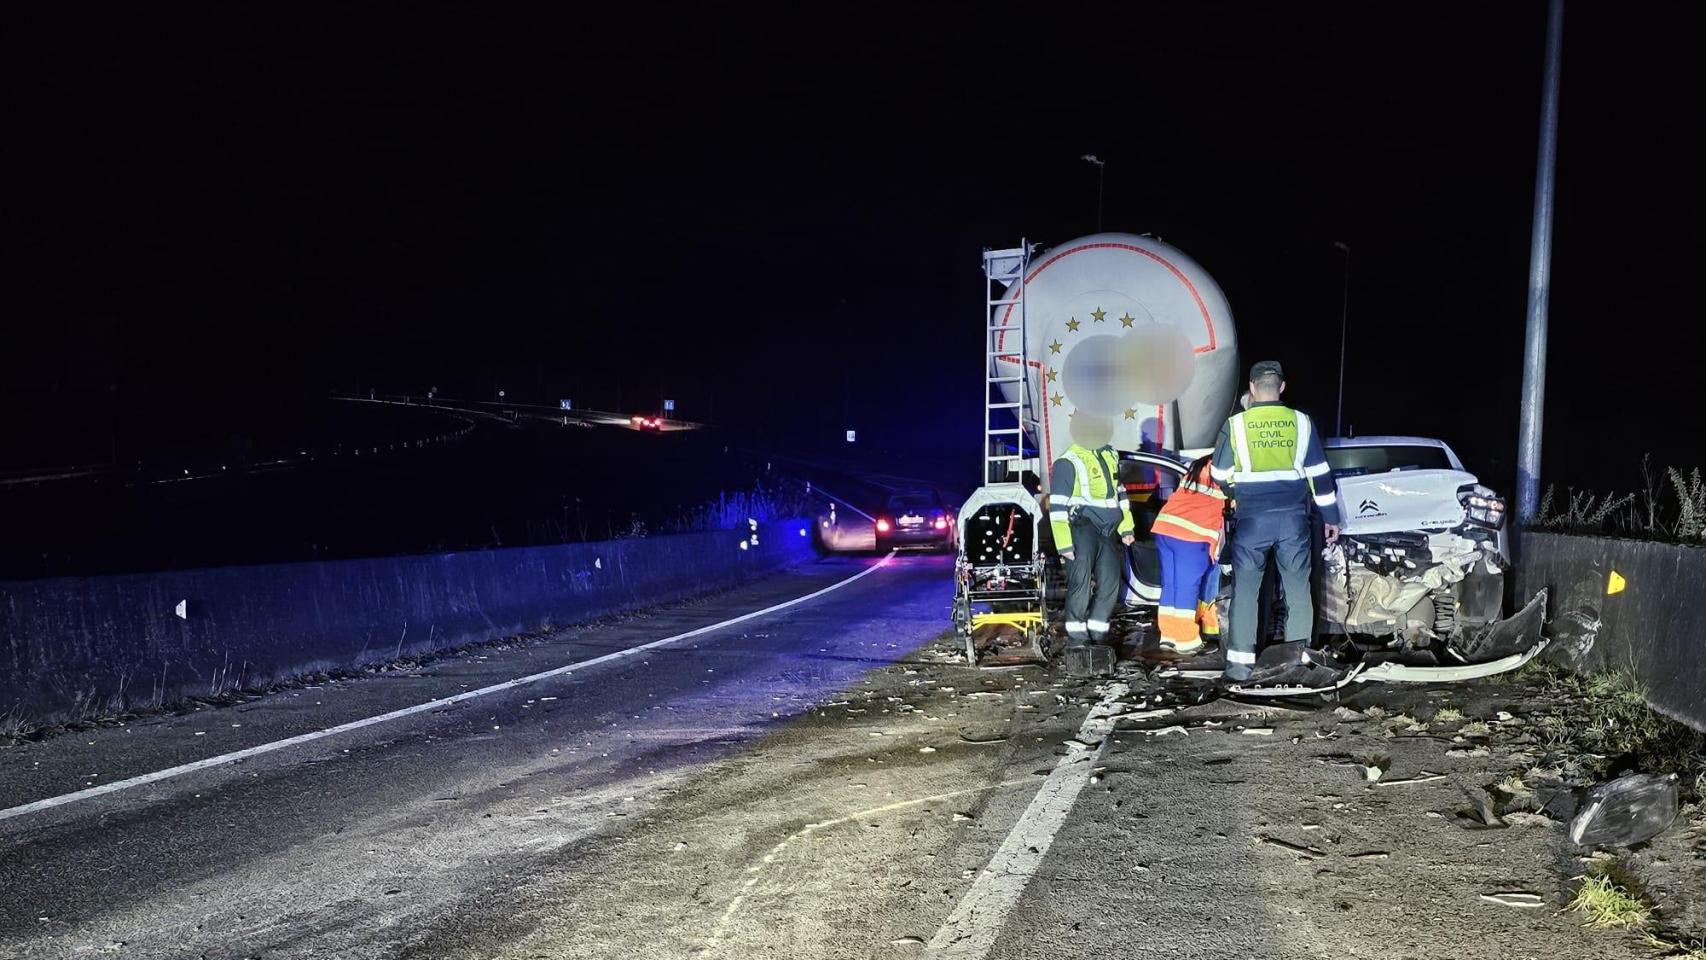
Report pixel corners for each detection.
[1049,413,1134,645]
[1150,456,1225,655]
[1210,361,1341,681]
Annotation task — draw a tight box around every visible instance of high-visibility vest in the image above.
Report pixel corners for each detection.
[1048,444,1135,547]
[1152,474,1227,558]
[1211,402,1339,520]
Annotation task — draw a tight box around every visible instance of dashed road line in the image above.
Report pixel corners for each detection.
[922,681,1130,959]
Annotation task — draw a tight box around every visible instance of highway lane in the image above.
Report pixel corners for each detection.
[0,554,969,959]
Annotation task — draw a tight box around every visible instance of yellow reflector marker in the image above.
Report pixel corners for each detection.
[1607,570,1626,596]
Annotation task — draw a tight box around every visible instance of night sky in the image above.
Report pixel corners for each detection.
[12,2,1703,492]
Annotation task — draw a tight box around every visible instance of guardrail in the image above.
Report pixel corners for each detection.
[0,519,819,729]
[1517,531,1706,731]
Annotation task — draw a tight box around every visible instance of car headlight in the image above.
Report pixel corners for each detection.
[1457,484,1507,530]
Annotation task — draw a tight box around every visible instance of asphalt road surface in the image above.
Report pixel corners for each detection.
[1,554,1692,959]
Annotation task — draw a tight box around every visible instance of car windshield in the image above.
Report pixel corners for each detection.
[1325,445,1453,478]
[888,495,940,514]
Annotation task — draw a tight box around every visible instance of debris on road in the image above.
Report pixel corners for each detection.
[1481,891,1545,908]
[1255,834,1326,859]
[1569,773,1680,848]
[1376,771,1446,787]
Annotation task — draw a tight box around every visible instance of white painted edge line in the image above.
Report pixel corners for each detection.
[922,681,1130,960]
[0,553,896,825]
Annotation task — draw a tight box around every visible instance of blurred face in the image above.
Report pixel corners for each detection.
[1069,412,1114,447]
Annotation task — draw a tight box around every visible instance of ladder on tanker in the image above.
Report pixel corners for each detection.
[983,241,1039,485]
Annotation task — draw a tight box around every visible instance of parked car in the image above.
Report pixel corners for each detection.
[875,490,956,552]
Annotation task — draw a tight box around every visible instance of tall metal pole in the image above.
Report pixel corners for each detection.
[1517,0,1565,524]
[1333,241,1350,437]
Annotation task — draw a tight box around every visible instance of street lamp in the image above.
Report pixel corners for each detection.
[1081,155,1106,232]
[1333,241,1351,437]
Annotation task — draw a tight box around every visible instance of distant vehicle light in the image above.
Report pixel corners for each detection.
[933,518,948,530]
[875,518,892,533]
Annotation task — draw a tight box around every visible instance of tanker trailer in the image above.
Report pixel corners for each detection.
[997,232,1238,608]
[957,234,1239,664]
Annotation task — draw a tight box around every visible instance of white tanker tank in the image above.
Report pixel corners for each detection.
[990,232,1239,462]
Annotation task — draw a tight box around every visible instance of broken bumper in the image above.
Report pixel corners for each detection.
[1230,589,1548,696]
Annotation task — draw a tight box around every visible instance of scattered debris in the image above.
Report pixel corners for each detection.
[958,732,1009,745]
[1147,726,1189,737]
[673,842,688,852]
[1348,851,1390,860]
[1569,773,1680,848]
[1256,834,1326,859]
[1241,727,1274,737]
[1332,706,1368,722]
[891,936,926,945]
[1480,891,1545,908]
[1113,708,1176,723]
[918,746,936,754]
[1377,771,1447,787]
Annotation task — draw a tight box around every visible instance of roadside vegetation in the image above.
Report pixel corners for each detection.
[1518,662,1706,802]
[1535,458,1706,542]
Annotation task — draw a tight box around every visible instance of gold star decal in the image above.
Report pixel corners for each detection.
[1091,307,1107,323]
[1065,317,1081,332]
[1048,339,1062,354]
[1051,392,1064,407]
[1045,367,1058,383]
[1119,312,1135,328]
[1123,408,1138,420]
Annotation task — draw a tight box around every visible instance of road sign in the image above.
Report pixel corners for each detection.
[663,399,675,412]
[846,430,856,443]
[560,399,573,410]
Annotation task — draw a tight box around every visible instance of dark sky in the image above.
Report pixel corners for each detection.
[11,2,1703,490]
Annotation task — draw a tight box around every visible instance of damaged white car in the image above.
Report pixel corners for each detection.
[1240,436,1547,692]
[1119,437,1548,693]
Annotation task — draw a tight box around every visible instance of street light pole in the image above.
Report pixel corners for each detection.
[1517,0,1565,525]
[1333,241,1351,437]
[1081,155,1106,231]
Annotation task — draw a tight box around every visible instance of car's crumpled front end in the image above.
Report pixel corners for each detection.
[1231,466,1547,696]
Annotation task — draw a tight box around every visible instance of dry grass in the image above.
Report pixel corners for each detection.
[1569,862,1653,931]
[1432,706,1465,723]
[1533,459,1706,541]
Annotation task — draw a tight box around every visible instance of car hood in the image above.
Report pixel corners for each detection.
[1335,468,1475,534]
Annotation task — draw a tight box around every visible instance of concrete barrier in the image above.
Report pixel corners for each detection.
[0,520,820,726]
[1517,531,1706,731]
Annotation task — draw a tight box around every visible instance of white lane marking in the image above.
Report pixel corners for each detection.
[704,778,1036,954]
[922,681,1130,959]
[0,554,896,825]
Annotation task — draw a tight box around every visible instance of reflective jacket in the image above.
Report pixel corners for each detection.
[1209,401,1342,525]
[1049,443,1135,545]
[1152,472,1228,559]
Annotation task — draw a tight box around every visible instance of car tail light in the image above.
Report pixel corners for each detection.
[875,518,891,533]
[933,518,947,530]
